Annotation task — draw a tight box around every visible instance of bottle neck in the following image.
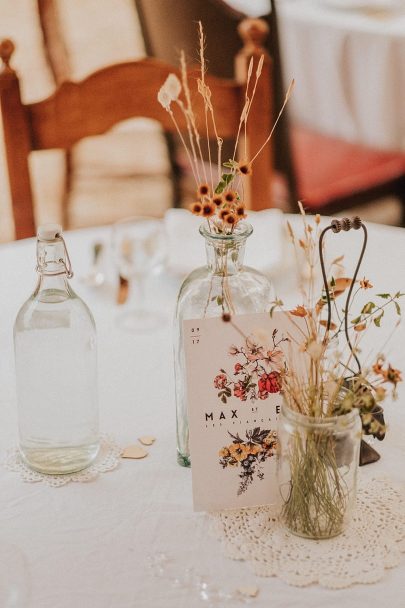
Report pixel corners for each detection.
[201,222,252,276]
[35,239,71,302]
[205,238,247,275]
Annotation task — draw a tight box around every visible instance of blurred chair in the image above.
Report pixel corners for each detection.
[136,0,405,223]
[0,19,272,239]
[266,0,405,222]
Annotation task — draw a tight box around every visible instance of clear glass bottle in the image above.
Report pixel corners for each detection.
[174,222,272,467]
[277,399,361,539]
[14,224,99,474]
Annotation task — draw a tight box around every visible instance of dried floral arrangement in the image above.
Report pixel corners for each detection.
[271,204,403,427]
[157,22,293,234]
[268,205,403,537]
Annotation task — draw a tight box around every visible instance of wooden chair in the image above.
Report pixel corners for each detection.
[0,19,272,240]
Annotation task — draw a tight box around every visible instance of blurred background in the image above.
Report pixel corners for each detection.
[0,0,404,242]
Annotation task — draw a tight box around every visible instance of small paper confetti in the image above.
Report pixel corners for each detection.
[122,445,148,459]
[237,586,259,598]
[139,436,156,446]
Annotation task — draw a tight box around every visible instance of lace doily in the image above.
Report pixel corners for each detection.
[210,477,405,589]
[3,434,122,487]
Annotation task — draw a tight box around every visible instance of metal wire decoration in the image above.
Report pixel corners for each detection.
[319,215,366,373]
[318,216,382,465]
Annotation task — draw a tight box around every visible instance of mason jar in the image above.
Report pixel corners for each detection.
[277,399,361,539]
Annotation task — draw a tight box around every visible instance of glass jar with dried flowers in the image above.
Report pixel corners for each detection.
[273,209,403,539]
[278,389,361,539]
[158,23,293,467]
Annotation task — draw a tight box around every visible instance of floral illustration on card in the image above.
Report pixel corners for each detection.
[213,329,288,404]
[219,427,278,495]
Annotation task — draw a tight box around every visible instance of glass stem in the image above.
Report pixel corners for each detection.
[130,274,146,312]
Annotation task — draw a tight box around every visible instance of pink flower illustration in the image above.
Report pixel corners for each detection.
[258,371,281,397]
[233,382,247,401]
[214,374,227,389]
[267,349,284,372]
[214,331,288,404]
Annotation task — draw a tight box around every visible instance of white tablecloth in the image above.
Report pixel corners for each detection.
[1,217,405,607]
[276,0,405,151]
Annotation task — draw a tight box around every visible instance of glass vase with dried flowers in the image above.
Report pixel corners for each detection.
[157,22,294,467]
[274,207,403,539]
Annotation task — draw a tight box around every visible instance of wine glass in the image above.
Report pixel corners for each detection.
[112,216,167,331]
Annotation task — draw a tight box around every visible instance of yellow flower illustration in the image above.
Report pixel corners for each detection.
[219,447,230,458]
[246,443,261,456]
[228,442,249,461]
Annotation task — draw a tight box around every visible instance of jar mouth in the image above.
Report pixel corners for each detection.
[199,221,253,243]
[281,397,359,428]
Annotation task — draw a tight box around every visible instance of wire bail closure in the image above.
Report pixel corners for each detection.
[319,216,368,374]
[36,232,74,279]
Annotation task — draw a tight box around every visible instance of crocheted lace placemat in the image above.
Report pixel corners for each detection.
[3,434,122,487]
[210,477,405,589]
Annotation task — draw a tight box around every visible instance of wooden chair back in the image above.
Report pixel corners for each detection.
[0,19,273,240]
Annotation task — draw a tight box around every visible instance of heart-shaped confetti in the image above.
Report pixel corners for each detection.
[122,445,148,459]
[237,586,259,598]
[139,436,156,446]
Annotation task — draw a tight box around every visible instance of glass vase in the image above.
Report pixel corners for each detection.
[174,221,272,467]
[277,400,361,539]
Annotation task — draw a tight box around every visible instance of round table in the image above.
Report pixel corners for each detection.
[0,216,405,607]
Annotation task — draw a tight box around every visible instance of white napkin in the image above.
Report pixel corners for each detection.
[164,208,286,277]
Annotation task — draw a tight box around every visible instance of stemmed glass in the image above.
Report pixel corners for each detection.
[112,216,167,331]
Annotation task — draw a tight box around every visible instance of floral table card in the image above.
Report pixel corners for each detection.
[183,312,305,511]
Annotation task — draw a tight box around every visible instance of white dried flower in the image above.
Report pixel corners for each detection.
[157,88,171,110]
[165,74,182,101]
[157,74,182,110]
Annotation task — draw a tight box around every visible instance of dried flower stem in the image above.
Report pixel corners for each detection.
[250,79,295,164]
[167,107,199,185]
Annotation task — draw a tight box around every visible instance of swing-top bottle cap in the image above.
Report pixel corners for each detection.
[37,223,63,241]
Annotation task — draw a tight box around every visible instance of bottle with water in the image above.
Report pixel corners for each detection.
[14,224,99,474]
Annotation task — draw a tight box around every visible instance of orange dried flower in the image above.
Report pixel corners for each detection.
[237,161,252,176]
[360,277,373,289]
[331,277,352,297]
[235,204,247,219]
[212,195,224,207]
[224,190,237,204]
[198,183,210,198]
[382,364,402,386]
[201,201,216,217]
[224,213,238,226]
[373,358,384,375]
[290,305,308,317]
[219,208,231,221]
[189,202,202,215]
[319,320,337,330]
